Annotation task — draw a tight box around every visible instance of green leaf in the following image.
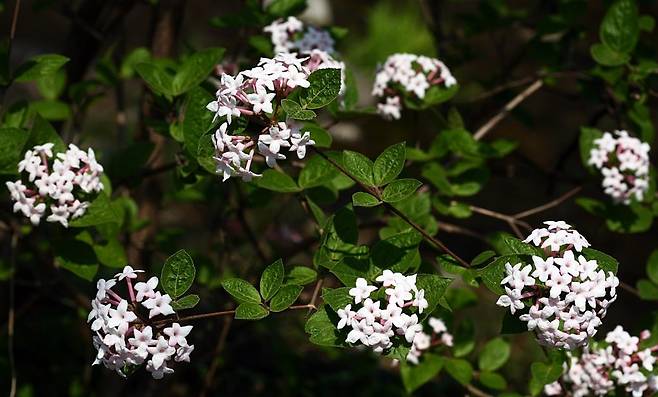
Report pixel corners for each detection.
[305,305,344,346]
[282,99,316,120]
[30,99,71,121]
[14,54,69,82]
[120,47,151,78]
[604,202,654,233]
[479,371,507,390]
[53,238,98,281]
[639,15,655,32]
[26,115,65,153]
[352,192,381,207]
[445,358,473,386]
[590,43,630,66]
[600,0,639,53]
[647,250,658,285]
[222,278,261,304]
[400,354,444,393]
[260,259,285,301]
[297,68,342,110]
[172,48,224,95]
[381,178,422,203]
[285,266,317,285]
[471,250,496,267]
[269,284,303,312]
[69,194,119,228]
[581,248,618,274]
[171,294,200,310]
[478,255,524,295]
[478,337,511,371]
[371,231,422,273]
[298,154,339,188]
[36,69,66,100]
[160,250,196,299]
[93,238,127,268]
[0,127,28,174]
[637,279,658,300]
[343,150,375,186]
[182,87,214,157]
[302,123,332,148]
[373,142,406,186]
[529,352,565,396]
[453,319,475,357]
[416,274,452,316]
[255,169,301,192]
[321,287,352,312]
[135,62,173,96]
[265,0,307,17]
[489,233,544,256]
[235,303,269,320]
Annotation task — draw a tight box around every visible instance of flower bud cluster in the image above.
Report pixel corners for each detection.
[264,16,335,55]
[588,130,651,204]
[336,270,429,355]
[89,266,194,379]
[372,53,457,120]
[206,53,322,181]
[496,221,618,349]
[406,317,453,365]
[6,143,104,227]
[545,326,658,397]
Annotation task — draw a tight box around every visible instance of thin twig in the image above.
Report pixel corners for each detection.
[513,186,583,219]
[8,229,18,397]
[436,221,488,242]
[311,148,471,268]
[9,0,21,42]
[619,281,640,298]
[465,383,494,397]
[308,279,323,315]
[470,205,532,231]
[199,315,233,397]
[473,79,544,141]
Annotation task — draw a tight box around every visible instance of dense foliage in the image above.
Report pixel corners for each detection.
[1,0,658,396]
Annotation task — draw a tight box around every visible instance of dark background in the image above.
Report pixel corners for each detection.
[1,0,658,396]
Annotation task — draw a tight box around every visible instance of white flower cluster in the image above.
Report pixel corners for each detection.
[263,17,346,96]
[336,270,429,355]
[545,326,658,397]
[5,143,104,227]
[264,16,335,55]
[407,317,453,365]
[588,130,651,204]
[89,266,194,379]
[496,221,619,350]
[372,53,457,120]
[206,53,320,181]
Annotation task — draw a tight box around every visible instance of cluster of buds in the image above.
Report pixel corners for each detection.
[336,270,429,355]
[496,221,619,350]
[5,143,104,227]
[88,266,194,379]
[206,53,324,181]
[588,130,651,204]
[264,16,335,55]
[545,326,658,397]
[406,317,453,365]
[372,53,457,120]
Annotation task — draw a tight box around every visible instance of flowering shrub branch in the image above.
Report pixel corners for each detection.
[2,0,658,395]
